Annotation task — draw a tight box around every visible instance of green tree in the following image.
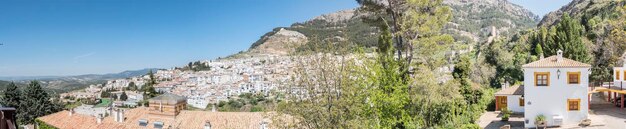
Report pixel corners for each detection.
[127,82,137,91]
[120,91,128,101]
[142,70,159,98]
[535,44,544,57]
[1,82,22,108]
[20,81,62,124]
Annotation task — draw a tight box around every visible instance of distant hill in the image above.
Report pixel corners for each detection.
[0,68,161,93]
[245,0,538,56]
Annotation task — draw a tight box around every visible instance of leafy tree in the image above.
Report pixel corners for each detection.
[535,44,544,57]
[120,91,128,101]
[127,82,137,91]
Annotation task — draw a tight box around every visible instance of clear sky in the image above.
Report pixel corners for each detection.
[0,0,359,76]
[509,0,572,17]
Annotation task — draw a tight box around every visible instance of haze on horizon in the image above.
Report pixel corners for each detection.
[0,0,568,77]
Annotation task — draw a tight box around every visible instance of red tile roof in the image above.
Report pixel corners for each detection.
[37,107,268,129]
[522,56,591,68]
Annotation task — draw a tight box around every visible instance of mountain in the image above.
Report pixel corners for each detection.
[246,0,538,56]
[0,68,160,93]
[538,0,623,27]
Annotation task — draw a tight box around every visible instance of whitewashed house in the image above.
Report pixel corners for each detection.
[495,50,592,128]
[494,84,525,113]
[521,50,591,128]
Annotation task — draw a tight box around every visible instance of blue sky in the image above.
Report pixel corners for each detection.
[509,0,571,17]
[0,0,570,77]
[0,0,358,76]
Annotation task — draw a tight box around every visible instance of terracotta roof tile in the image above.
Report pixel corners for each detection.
[495,85,523,96]
[37,107,268,129]
[522,56,591,68]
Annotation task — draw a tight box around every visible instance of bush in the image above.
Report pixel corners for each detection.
[251,106,263,112]
[501,108,511,121]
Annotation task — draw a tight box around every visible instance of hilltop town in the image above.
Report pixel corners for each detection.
[60,54,294,110]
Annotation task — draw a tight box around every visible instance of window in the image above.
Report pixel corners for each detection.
[568,99,580,111]
[534,72,550,86]
[624,71,626,80]
[519,98,524,106]
[617,70,621,80]
[567,72,580,84]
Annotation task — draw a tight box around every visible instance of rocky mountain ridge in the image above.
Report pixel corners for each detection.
[246,0,539,56]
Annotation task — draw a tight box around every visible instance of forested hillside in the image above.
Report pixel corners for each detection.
[247,0,538,56]
[478,0,626,88]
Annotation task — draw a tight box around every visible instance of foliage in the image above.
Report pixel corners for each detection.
[100,88,113,98]
[126,82,137,91]
[535,114,546,123]
[1,82,22,110]
[216,93,273,112]
[501,108,511,120]
[120,91,128,101]
[142,70,159,99]
[36,119,59,129]
[18,81,64,124]
[180,61,212,72]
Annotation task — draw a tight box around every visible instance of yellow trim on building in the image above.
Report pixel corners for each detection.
[567,71,581,84]
[534,72,550,86]
[567,98,581,111]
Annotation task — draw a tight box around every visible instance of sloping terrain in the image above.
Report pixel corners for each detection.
[247,0,539,55]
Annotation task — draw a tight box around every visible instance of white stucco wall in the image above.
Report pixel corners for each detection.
[506,95,524,113]
[523,67,590,128]
[613,67,626,88]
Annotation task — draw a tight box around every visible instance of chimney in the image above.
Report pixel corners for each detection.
[557,50,563,62]
[118,109,125,122]
[113,108,118,122]
[204,121,212,129]
[259,121,268,129]
[212,104,216,112]
[96,114,104,124]
[69,109,74,116]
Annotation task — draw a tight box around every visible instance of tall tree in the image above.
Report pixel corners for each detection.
[20,81,62,124]
[1,82,21,108]
[120,91,128,101]
[357,0,453,71]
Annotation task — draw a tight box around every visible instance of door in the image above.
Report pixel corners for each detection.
[497,96,508,111]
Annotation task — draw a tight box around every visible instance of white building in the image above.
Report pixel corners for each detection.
[495,50,592,128]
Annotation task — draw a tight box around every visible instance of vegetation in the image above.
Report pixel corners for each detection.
[142,70,160,99]
[215,93,273,112]
[0,81,64,125]
[274,0,493,127]
[179,61,212,71]
[120,91,128,101]
[501,108,511,121]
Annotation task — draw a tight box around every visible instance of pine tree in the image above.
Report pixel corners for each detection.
[120,91,128,101]
[20,81,61,124]
[1,82,21,108]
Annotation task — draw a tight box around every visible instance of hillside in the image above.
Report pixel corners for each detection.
[246,0,538,56]
[0,68,160,93]
[478,0,626,88]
